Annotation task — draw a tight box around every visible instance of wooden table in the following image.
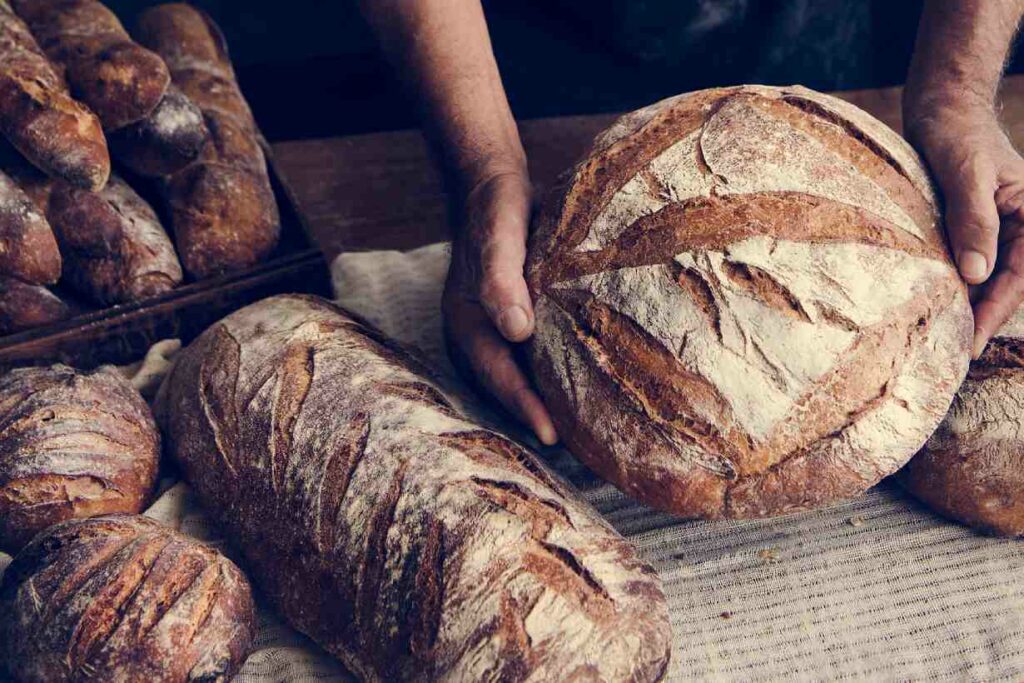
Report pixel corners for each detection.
[272,75,1024,260]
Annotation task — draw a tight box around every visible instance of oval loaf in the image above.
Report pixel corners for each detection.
[0,364,160,552]
[157,294,672,682]
[0,514,256,682]
[901,308,1024,536]
[527,84,973,519]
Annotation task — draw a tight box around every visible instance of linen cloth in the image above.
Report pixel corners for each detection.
[3,242,1024,682]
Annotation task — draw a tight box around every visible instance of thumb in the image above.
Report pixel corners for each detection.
[940,159,1000,285]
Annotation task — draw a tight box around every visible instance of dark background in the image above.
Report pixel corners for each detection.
[104,1,1024,142]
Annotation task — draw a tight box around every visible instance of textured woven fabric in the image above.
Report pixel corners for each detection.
[3,242,1023,682]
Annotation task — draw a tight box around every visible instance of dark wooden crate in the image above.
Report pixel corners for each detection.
[0,152,332,370]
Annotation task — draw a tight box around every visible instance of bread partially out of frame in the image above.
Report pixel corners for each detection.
[157,294,672,682]
[0,364,160,552]
[0,514,256,682]
[527,84,973,519]
[901,309,1024,536]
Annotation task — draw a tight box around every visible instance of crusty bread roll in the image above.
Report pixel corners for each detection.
[0,277,71,334]
[157,294,672,682]
[900,309,1024,536]
[0,515,256,682]
[134,4,280,279]
[0,167,60,285]
[0,364,159,552]
[11,0,171,130]
[108,84,209,177]
[0,1,109,190]
[527,84,973,519]
[47,174,183,305]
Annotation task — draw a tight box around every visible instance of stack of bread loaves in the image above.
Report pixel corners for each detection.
[0,363,256,682]
[0,1,279,335]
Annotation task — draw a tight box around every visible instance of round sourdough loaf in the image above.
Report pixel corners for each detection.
[901,309,1024,536]
[527,84,973,519]
[0,515,255,682]
[0,365,160,552]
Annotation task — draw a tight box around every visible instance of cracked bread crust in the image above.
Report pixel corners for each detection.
[0,514,255,682]
[156,294,672,682]
[527,85,972,519]
[900,311,1024,537]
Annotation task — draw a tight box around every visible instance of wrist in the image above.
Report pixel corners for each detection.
[903,85,997,146]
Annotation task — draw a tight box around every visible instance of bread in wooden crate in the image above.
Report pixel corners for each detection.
[0,167,61,285]
[526,84,973,519]
[0,514,256,682]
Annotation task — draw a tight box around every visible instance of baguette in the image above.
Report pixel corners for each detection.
[0,167,60,284]
[108,84,209,177]
[0,1,109,190]
[47,174,183,305]
[0,364,160,552]
[135,4,279,279]
[0,515,256,682]
[0,277,71,334]
[157,294,672,682]
[11,0,170,130]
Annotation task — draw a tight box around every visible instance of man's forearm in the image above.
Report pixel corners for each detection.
[905,0,1024,132]
[358,0,525,194]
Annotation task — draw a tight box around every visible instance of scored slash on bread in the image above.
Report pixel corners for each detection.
[156,294,673,682]
[0,515,256,682]
[527,85,974,519]
[134,3,280,279]
[11,0,171,131]
[0,1,109,191]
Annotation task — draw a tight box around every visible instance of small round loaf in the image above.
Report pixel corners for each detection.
[0,514,256,682]
[0,364,159,552]
[527,84,973,519]
[900,310,1024,536]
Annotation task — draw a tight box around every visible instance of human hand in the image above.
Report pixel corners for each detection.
[443,169,558,445]
[906,103,1024,357]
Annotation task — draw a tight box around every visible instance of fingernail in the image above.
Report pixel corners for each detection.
[958,250,989,283]
[536,421,558,446]
[972,328,989,359]
[497,305,530,340]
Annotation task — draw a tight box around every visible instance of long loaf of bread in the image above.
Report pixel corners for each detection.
[0,167,61,285]
[0,277,71,334]
[47,174,183,305]
[0,1,109,190]
[11,0,171,130]
[157,294,672,682]
[108,84,209,177]
[135,4,280,279]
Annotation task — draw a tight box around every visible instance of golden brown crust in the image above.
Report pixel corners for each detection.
[0,167,61,285]
[0,364,159,552]
[0,276,71,334]
[528,85,972,519]
[47,174,183,305]
[108,85,209,177]
[157,294,672,682]
[12,0,170,130]
[0,514,256,682]
[0,3,109,190]
[134,4,279,279]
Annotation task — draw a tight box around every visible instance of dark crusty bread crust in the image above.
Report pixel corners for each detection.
[47,174,183,305]
[527,85,972,519]
[0,167,61,284]
[0,364,159,552]
[134,4,280,279]
[12,0,170,130]
[0,277,71,334]
[157,294,672,682]
[0,514,256,682]
[0,2,109,190]
[108,84,209,177]
[900,322,1024,536]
